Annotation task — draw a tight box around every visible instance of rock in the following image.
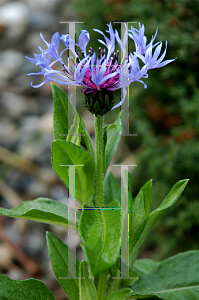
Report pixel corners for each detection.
[1,92,28,118]
[0,244,14,270]
[49,185,67,201]
[23,227,45,256]
[20,116,40,133]
[25,32,48,53]
[23,0,60,12]
[0,118,19,147]
[27,179,49,198]
[38,110,53,133]
[0,2,29,39]
[5,269,25,281]
[0,50,25,84]
[28,11,56,30]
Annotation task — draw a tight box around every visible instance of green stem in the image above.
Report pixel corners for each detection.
[106,265,120,296]
[94,114,104,207]
[96,271,107,300]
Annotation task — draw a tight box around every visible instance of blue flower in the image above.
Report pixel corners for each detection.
[78,30,90,54]
[60,34,77,58]
[93,22,115,61]
[115,23,128,63]
[135,41,176,70]
[26,22,175,112]
[128,22,159,55]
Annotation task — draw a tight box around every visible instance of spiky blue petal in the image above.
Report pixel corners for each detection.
[26,22,175,111]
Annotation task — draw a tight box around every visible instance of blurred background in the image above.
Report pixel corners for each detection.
[0,0,199,299]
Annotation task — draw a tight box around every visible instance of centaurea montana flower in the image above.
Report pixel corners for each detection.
[26,22,175,115]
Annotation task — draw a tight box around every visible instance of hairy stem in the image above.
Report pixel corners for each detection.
[94,114,104,207]
[96,271,107,300]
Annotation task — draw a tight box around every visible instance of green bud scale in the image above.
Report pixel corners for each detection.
[84,89,115,116]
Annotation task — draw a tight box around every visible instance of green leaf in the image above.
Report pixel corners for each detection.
[52,140,95,206]
[0,274,55,300]
[79,260,97,300]
[46,232,79,300]
[106,264,137,297]
[79,200,121,276]
[67,109,83,146]
[106,264,121,296]
[67,110,95,158]
[104,171,121,205]
[104,288,133,300]
[0,198,79,228]
[104,112,121,173]
[157,179,189,211]
[116,264,138,291]
[130,180,152,237]
[52,83,75,141]
[130,191,146,237]
[139,179,153,215]
[129,179,189,266]
[129,251,199,300]
[132,259,160,276]
[80,117,95,158]
[52,84,95,157]
[129,217,149,264]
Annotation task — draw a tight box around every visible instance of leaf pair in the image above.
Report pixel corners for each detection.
[0,233,96,300]
[104,112,121,174]
[52,83,95,157]
[47,232,133,300]
[3,232,198,300]
[52,84,123,207]
[0,231,131,300]
[129,179,189,266]
[79,200,121,277]
[0,198,79,228]
[0,275,56,300]
[129,250,199,299]
[52,140,95,206]
[51,84,96,206]
[101,166,189,279]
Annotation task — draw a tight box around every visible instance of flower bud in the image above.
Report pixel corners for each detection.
[84,89,115,116]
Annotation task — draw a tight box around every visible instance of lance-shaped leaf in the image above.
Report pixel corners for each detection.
[67,109,95,158]
[130,179,152,237]
[52,140,95,206]
[46,232,79,300]
[52,83,95,157]
[79,116,95,158]
[104,288,133,300]
[79,200,121,276]
[104,112,121,173]
[129,217,149,266]
[67,109,83,147]
[79,260,97,300]
[130,191,146,237]
[116,263,138,291]
[132,258,160,276]
[104,171,121,205]
[129,251,199,300]
[52,83,75,141]
[0,274,55,300]
[129,179,189,267]
[139,179,153,215]
[0,198,79,228]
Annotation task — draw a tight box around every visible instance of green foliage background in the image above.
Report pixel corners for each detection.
[72,0,199,260]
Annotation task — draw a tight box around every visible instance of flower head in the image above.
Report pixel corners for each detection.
[26,23,175,115]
